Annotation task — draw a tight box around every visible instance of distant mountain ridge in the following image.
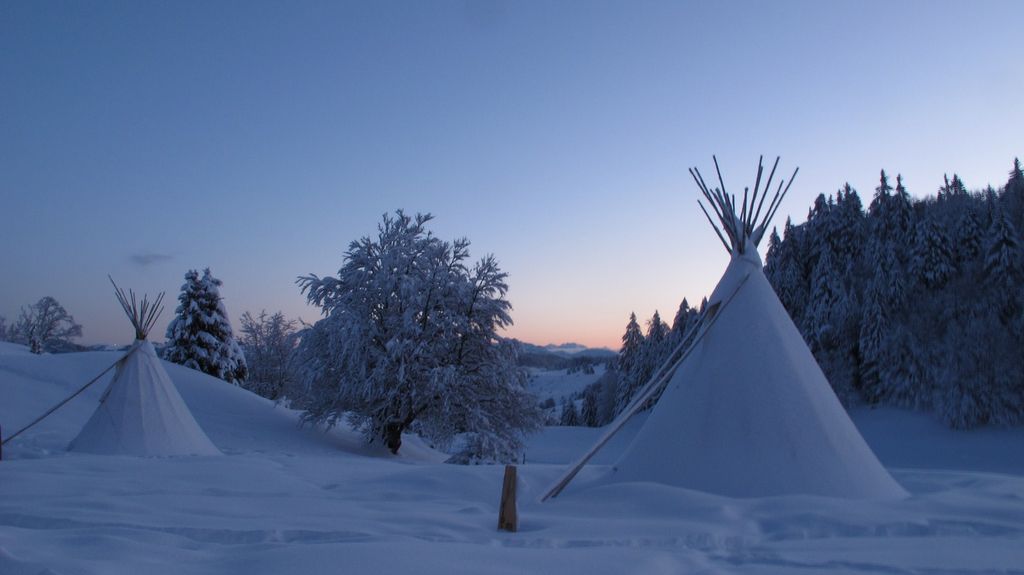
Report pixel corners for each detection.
[513,340,616,370]
[517,341,616,358]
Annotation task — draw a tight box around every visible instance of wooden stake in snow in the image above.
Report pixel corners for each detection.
[498,465,518,532]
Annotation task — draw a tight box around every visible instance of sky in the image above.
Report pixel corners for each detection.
[1,1,1021,350]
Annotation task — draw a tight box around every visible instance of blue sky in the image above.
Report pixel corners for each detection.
[2,1,1021,349]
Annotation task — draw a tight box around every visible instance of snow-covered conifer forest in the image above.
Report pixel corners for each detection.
[766,162,1024,428]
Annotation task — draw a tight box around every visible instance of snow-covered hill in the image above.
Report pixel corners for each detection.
[526,364,606,404]
[2,343,1023,574]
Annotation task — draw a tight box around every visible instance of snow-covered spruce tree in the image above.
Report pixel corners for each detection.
[164,268,248,384]
[983,200,1023,325]
[633,310,671,407]
[857,284,888,403]
[559,399,580,426]
[10,296,83,353]
[614,312,645,415]
[580,383,600,427]
[292,211,542,462]
[669,298,700,345]
[911,218,955,289]
[804,242,859,403]
[765,219,809,325]
[954,204,984,264]
[830,183,866,267]
[867,172,915,262]
[594,367,620,425]
[239,310,299,400]
[868,169,894,219]
[891,174,916,242]
[804,244,842,352]
[1000,158,1024,230]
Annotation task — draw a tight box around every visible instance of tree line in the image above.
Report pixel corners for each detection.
[764,160,1024,429]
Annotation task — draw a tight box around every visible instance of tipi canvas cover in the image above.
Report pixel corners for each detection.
[611,246,905,498]
[609,157,904,499]
[69,340,220,456]
[69,281,219,456]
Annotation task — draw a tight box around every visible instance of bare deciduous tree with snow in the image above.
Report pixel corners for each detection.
[291,211,543,462]
[9,296,83,353]
[239,310,299,400]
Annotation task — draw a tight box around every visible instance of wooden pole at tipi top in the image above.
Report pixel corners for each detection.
[109,276,164,341]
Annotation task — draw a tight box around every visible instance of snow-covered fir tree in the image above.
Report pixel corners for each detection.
[891,174,915,241]
[290,211,542,462]
[1000,158,1024,230]
[633,310,670,406]
[857,284,888,403]
[559,399,580,426]
[164,269,247,384]
[580,384,600,427]
[593,368,620,425]
[614,312,645,415]
[804,244,843,353]
[766,219,809,326]
[669,298,693,343]
[830,183,866,267]
[983,199,1023,324]
[912,218,955,289]
[954,204,984,263]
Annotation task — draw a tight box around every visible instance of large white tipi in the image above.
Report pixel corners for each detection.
[69,281,220,456]
[545,157,905,500]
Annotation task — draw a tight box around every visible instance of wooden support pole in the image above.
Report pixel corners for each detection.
[497,464,518,532]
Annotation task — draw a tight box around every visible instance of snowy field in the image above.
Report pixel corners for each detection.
[2,342,1024,574]
[526,365,606,404]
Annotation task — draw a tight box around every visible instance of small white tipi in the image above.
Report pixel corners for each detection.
[545,157,905,500]
[69,281,220,456]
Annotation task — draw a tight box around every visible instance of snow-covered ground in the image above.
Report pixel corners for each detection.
[2,342,1023,574]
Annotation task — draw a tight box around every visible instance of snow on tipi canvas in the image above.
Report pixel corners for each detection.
[69,281,220,456]
[545,157,905,501]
